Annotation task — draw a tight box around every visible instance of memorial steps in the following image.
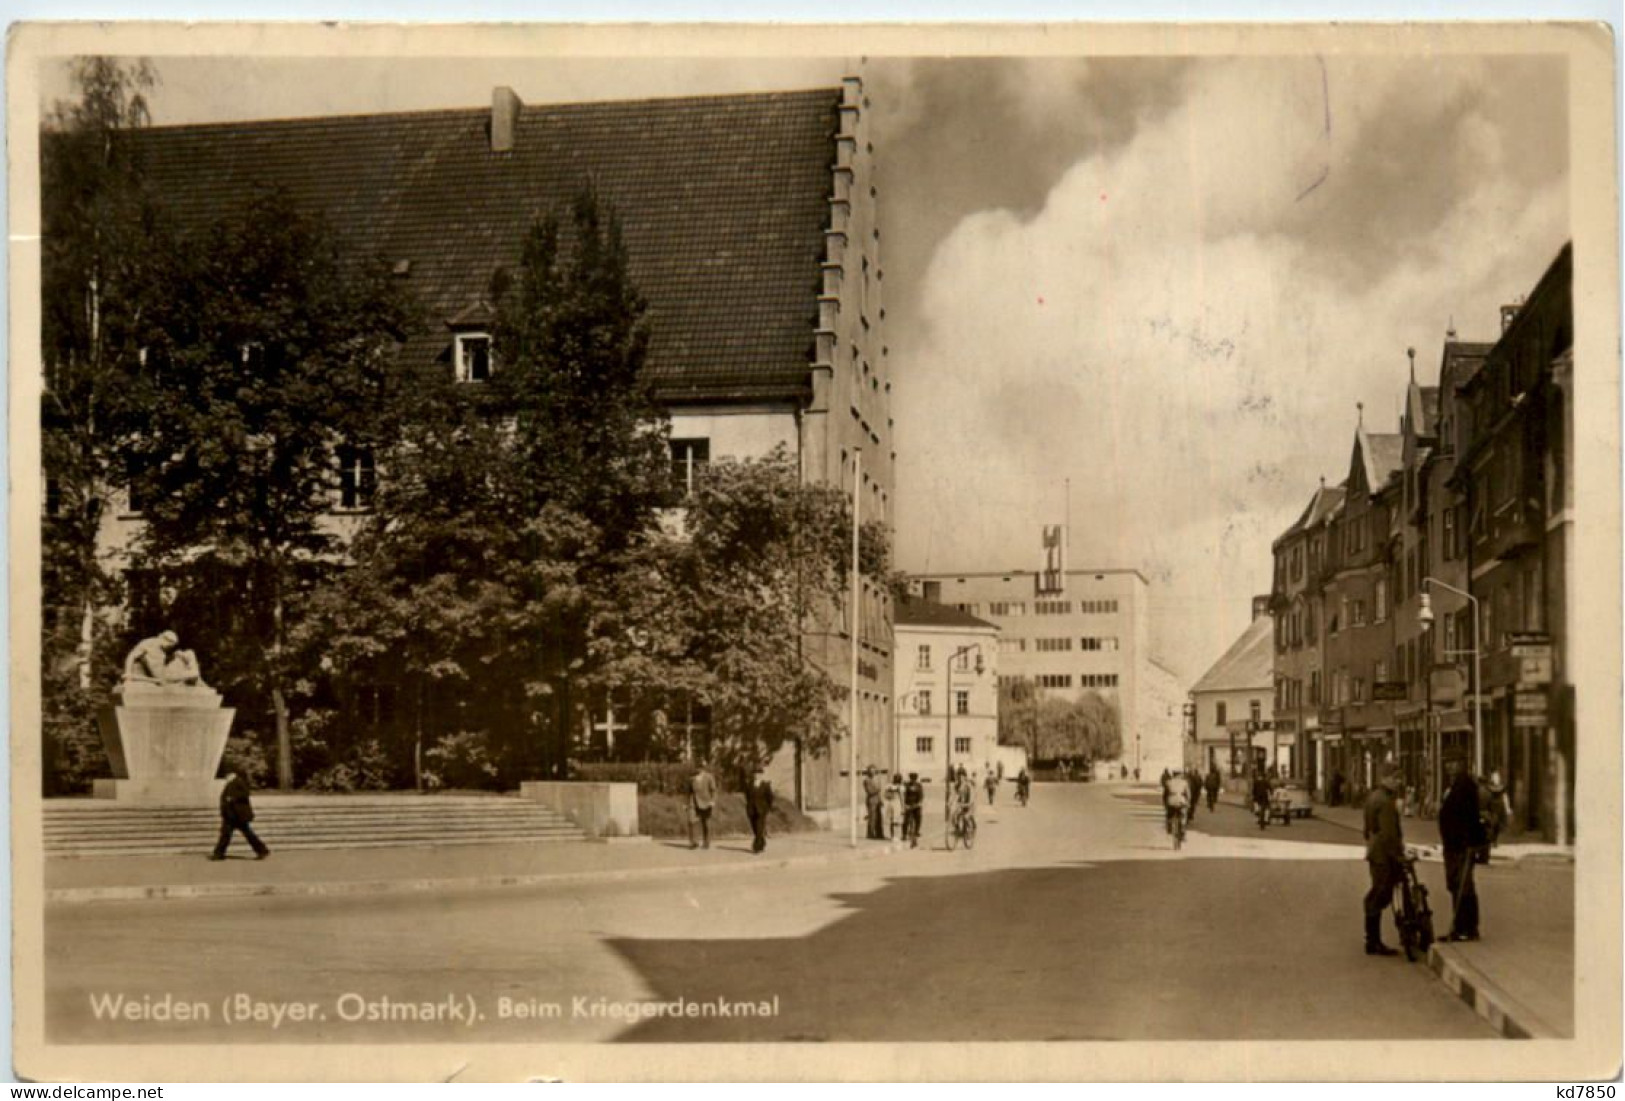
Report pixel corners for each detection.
[42,793,589,858]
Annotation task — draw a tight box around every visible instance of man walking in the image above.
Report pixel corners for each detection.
[863,767,885,840]
[744,768,774,854]
[1204,765,1221,812]
[1438,757,1487,941]
[902,772,925,848]
[210,770,269,861]
[1361,763,1405,956]
[688,760,718,850]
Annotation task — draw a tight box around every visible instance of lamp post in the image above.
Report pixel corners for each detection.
[943,642,984,812]
[1419,577,1482,776]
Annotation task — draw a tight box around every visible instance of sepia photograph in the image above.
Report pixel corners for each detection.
[7,20,1620,1083]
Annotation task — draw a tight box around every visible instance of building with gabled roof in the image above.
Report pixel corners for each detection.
[69,78,897,810]
[1189,596,1276,777]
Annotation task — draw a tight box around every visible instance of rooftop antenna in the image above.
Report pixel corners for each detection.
[1357,401,1364,429]
[1407,346,1416,385]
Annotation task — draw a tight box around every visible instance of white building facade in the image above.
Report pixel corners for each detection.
[891,598,1000,783]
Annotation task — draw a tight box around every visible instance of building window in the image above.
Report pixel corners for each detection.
[336,445,376,510]
[989,601,1026,616]
[669,438,710,497]
[44,475,62,518]
[1249,700,1261,723]
[1080,673,1119,689]
[1374,580,1388,622]
[952,649,976,672]
[1309,671,1321,706]
[1351,599,1367,627]
[454,332,492,383]
[955,690,969,716]
[917,691,931,716]
[1374,659,1388,685]
[915,736,933,754]
[954,737,971,755]
[916,645,931,671]
[954,603,981,616]
[1215,702,1227,727]
[1034,637,1072,652]
[1036,674,1073,689]
[1352,678,1366,703]
[1034,600,1072,615]
[998,638,1025,654]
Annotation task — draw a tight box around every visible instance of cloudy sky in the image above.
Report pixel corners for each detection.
[41,49,1570,680]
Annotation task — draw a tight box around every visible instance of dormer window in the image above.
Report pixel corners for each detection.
[455,333,492,383]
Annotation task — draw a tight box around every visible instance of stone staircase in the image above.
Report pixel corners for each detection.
[44,792,589,859]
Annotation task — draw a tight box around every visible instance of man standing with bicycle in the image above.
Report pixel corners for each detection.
[1362,763,1406,956]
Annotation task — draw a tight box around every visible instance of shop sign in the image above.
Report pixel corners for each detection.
[1513,690,1549,728]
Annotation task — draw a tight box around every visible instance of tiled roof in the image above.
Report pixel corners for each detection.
[128,89,841,404]
[1440,341,1493,393]
[1190,613,1273,695]
[1362,430,1404,490]
[1276,481,1346,544]
[894,595,999,631]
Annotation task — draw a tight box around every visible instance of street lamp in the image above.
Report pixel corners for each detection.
[1418,577,1482,776]
[943,642,984,810]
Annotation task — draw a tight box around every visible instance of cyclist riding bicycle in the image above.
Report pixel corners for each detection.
[1163,770,1191,835]
[1016,768,1031,805]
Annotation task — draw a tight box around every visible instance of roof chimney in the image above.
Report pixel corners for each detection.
[1500,300,1522,334]
[1252,595,1271,620]
[491,86,522,153]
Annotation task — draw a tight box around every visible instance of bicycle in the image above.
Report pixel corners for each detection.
[1391,848,1437,962]
[948,806,977,850]
[1016,783,1030,807]
[1168,806,1186,850]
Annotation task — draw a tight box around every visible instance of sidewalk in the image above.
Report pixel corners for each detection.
[44,827,906,904]
[1217,789,1573,1038]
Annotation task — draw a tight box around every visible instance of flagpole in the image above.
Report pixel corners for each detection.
[850,449,861,848]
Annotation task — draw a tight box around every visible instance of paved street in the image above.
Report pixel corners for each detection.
[46,783,1500,1043]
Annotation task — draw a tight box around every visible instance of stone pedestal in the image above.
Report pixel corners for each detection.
[94,685,234,807]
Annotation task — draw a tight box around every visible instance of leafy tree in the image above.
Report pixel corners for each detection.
[592,445,889,785]
[1006,681,1122,764]
[295,186,670,785]
[40,57,165,791]
[998,676,1042,760]
[123,187,418,789]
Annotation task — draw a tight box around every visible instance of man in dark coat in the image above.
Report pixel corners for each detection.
[1361,763,1405,955]
[1204,765,1221,811]
[1438,757,1488,941]
[862,767,885,840]
[743,769,774,854]
[210,771,269,860]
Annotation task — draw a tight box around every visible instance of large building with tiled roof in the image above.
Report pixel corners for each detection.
[90,78,897,811]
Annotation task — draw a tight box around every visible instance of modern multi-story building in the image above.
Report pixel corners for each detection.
[911,548,1182,778]
[54,79,896,810]
[892,597,1000,782]
[1190,597,1275,778]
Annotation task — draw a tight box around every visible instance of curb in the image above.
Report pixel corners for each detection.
[46,839,905,905]
[1426,941,1564,1039]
